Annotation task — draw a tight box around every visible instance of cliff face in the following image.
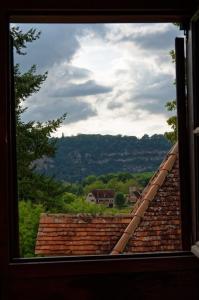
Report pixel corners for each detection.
[35,134,171,182]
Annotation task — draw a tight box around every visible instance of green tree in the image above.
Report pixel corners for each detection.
[19,200,44,257]
[164,37,178,144]
[11,26,66,202]
[21,173,69,212]
[83,180,106,195]
[82,175,98,186]
[164,100,177,144]
[115,192,125,208]
[133,172,153,187]
[64,197,107,215]
[61,192,77,204]
[107,178,124,192]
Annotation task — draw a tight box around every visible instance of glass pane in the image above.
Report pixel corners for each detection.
[11,23,184,257]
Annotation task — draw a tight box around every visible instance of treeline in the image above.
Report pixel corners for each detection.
[20,171,153,212]
[35,134,171,182]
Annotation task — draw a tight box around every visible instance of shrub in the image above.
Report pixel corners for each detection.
[19,200,44,257]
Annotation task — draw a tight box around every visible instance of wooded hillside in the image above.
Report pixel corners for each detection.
[35,134,171,182]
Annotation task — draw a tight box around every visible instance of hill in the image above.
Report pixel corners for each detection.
[34,134,171,182]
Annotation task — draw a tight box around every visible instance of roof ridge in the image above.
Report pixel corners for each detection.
[39,213,133,218]
[110,142,178,255]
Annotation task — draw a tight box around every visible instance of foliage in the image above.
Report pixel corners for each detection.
[11,26,66,202]
[82,175,98,186]
[63,197,107,215]
[19,200,44,257]
[62,197,131,216]
[20,173,70,212]
[61,192,77,204]
[83,180,107,195]
[115,192,125,208]
[164,44,178,144]
[81,171,152,196]
[11,27,41,55]
[36,134,171,182]
[164,100,177,144]
[169,49,176,63]
[132,171,154,187]
[12,27,69,257]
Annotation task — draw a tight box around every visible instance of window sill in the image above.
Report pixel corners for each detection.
[9,251,199,279]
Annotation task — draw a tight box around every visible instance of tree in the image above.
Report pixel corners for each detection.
[82,175,98,186]
[164,36,178,144]
[83,180,106,195]
[19,200,44,257]
[164,100,177,144]
[11,26,66,202]
[22,173,69,212]
[115,192,125,208]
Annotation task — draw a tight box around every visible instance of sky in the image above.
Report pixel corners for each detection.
[14,23,183,137]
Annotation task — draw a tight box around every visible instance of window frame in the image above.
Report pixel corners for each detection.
[1,1,199,290]
[188,14,199,257]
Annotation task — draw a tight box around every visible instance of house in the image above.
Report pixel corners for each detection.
[35,143,182,256]
[86,189,115,207]
[126,186,142,204]
[86,192,96,203]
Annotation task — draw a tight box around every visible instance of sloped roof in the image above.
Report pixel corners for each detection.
[35,143,182,256]
[35,214,132,256]
[92,189,115,199]
[111,143,182,254]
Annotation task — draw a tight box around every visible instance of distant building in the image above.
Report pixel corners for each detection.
[126,186,142,204]
[86,189,115,207]
[86,192,96,203]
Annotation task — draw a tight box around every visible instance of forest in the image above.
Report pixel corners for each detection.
[34,134,171,182]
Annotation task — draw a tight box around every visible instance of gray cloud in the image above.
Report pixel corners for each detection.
[134,75,175,100]
[62,65,91,81]
[130,73,176,114]
[107,101,123,110]
[14,24,81,72]
[14,24,107,72]
[155,53,172,66]
[135,100,169,115]
[22,97,97,124]
[51,80,112,98]
[119,25,181,51]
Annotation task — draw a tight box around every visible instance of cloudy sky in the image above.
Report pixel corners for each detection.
[14,23,183,137]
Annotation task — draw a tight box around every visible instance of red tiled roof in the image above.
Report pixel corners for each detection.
[92,189,115,199]
[35,214,132,256]
[111,143,182,254]
[124,155,182,253]
[35,143,182,256]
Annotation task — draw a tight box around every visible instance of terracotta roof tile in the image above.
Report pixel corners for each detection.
[124,157,182,254]
[35,214,132,256]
